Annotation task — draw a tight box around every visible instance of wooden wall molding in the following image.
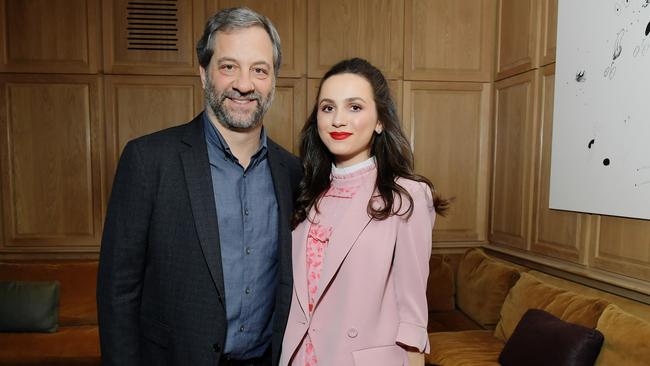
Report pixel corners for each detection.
[0,0,101,74]
[404,0,497,82]
[403,81,492,243]
[0,74,104,253]
[307,0,404,79]
[490,70,537,249]
[495,0,540,80]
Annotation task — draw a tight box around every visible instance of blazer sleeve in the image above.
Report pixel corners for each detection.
[97,140,153,365]
[392,181,435,353]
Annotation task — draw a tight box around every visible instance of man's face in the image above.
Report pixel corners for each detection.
[200,26,275,130]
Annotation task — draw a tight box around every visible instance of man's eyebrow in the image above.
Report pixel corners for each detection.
[251,61,271,68]
[216,57,238,64]
[215,58,271,68]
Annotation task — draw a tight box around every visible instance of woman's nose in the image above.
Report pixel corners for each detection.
[331,111,345,127]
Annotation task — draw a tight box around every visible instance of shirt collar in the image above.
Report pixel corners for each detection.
[203,111,268,163]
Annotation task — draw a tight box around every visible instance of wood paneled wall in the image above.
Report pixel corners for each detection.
[0,0,495,259]
[3,0,649,296]
[490,0,650,294]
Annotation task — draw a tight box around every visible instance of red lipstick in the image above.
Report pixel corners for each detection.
[330,132,352,140]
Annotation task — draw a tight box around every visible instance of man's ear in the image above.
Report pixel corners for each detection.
[199,66,207,88]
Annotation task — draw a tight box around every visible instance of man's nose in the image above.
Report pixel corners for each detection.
[232,70,255,94]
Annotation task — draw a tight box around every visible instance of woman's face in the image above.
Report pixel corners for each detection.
[316,73,382,168]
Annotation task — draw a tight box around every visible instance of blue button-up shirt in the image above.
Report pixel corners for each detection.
[203,114,279,358]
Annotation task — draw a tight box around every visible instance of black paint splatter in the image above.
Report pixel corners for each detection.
[613,44,623,59]
[603,158,611,166]
[646,21,650,36]
[575,70,586,82]
[588,139,595,149]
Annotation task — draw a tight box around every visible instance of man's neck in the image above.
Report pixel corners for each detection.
[206,110,262,169]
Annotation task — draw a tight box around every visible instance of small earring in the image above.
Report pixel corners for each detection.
[375,128,382,135]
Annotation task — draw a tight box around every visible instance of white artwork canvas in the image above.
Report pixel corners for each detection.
[550,0,650,220]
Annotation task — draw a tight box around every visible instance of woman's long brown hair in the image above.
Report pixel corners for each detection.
[291,58,449,229]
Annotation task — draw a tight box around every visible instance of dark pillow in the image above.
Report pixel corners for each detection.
[0,281,60,332]
[499,309,604,366]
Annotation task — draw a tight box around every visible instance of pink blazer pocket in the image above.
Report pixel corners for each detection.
[352,345,405,366]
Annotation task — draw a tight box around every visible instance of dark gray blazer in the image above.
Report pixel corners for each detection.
[97,114,302,365]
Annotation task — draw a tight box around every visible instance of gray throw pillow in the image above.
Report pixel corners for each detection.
[0,281,60,332]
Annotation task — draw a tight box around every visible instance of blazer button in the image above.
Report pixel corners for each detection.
[347,328,358,338]
[213,343,221,353]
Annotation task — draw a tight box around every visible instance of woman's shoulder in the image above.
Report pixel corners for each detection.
[395,177,431,196]
[394,177,434,212]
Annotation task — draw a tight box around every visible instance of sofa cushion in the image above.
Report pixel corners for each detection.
[595,304,650,366]
[426,330,503,366]
[495,272,609,341]
[427,255,455,312]
[0,262,98,326]
[498,309,604,366]
[0,325,100,364]
[529,270,650,323]
[428,310,482,333]
[456,249,521,327]
[0,281,59,333]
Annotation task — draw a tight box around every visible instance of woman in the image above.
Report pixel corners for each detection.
[280,58,448,366]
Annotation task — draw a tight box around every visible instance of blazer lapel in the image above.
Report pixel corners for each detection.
[291,220,310,321]
[180,115,226,305]
[313,187,374,307]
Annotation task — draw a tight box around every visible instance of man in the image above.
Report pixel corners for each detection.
[97,7,301,366]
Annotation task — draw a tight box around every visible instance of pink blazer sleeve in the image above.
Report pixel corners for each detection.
[393,181,435,353]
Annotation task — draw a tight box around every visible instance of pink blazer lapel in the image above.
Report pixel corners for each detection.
[292,221,310,321]
[313,189,374,307]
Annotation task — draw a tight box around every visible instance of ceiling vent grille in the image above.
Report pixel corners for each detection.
[126,0,178,51]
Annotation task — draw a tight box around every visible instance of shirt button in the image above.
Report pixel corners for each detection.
[245,287,251,294]
[347,328,358,338]
[244,209,249,216]
[245,247,251,255]
[239,325,245,332]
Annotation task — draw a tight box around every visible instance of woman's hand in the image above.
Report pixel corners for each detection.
[406,350,424,366]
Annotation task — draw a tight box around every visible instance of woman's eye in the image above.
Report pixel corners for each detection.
[351,105,362,111]
[321,105,334,112]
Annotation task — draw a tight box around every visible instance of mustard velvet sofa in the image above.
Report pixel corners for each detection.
[0,261,100,365]
[425,248,650,366]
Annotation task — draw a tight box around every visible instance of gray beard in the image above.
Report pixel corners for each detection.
[204,73,274,130]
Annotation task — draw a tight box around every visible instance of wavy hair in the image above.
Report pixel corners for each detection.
[291,58,449,228]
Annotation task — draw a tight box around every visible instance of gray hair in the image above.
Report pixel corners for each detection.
[196,7,282,77]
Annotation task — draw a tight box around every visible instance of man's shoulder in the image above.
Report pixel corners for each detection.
[131,118,197,146]
[267,139,302,188]
[125,115,203,155]
[267,139,300,168]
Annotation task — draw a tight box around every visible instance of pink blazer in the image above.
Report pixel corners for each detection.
[280,179,435,366]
